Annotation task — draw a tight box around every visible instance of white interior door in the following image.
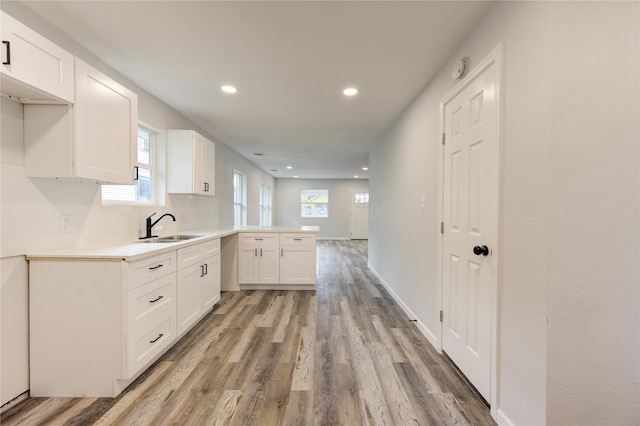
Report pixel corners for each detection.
[441,55,499,403]
[349,189,369,239]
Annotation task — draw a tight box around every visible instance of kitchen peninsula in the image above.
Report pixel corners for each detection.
[26,226,318,398]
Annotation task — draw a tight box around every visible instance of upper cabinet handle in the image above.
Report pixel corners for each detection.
[133,166,139,181]
[2,41,10,65]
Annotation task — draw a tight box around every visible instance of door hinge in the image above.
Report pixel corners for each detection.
[442,133,445,145]
[440,310,443,322]
[440,222,444,234]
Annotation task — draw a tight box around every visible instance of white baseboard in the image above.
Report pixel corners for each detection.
[496,408,516,426]
[367,263,440,351]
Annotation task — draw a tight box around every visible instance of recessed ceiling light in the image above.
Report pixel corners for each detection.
[294,175,299,178]
[286,166,293,170]
[221,85,237,94]
[362,167,368,171]
[343,87,358,96]
[354,175,359,179]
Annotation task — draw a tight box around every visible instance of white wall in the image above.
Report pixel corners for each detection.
[0,2,272,406]
[218,153,275,227]
[369,2,638,425]
[274,178,368,239]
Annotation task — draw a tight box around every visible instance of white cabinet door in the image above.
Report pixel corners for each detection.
[280,246,316,285]
[167,130,215,196]
[279,234,316,285]
[201,254,220,311]
[201,134,215,195]
[0,11,74,103]
[74,58,137,184]
[258,237,279,284]
[176,262,202,336]
[238,238,260,284]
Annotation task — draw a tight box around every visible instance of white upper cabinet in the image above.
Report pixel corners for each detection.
[74,58,137,183]
[24,58,138,184]
[0,11,74,103]
[167,130,215,196]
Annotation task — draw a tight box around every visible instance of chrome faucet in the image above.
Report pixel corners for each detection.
[140,212,176,239]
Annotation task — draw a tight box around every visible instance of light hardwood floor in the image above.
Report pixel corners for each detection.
[2,240,494,425]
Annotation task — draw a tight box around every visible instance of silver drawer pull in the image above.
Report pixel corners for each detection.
[149,264,163,270]
[254,238,263,241]
[294,238,303,241]
[149,295,164,303]
[149,333,164,344]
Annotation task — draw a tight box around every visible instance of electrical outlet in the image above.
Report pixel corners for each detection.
[59,215,71,233]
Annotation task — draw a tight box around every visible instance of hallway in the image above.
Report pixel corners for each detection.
[2,240,494,425]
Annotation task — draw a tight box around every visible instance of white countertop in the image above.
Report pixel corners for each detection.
[26,226,319,261]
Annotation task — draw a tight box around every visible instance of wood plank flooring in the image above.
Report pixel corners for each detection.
[2,240,494,425]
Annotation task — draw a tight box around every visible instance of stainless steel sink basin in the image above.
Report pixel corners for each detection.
[138,235,202,243]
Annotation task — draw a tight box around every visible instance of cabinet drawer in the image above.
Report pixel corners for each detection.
[241,233,278,243]
[202,239,220,257]
[280,234,315,246]
[126,274,176,333]
[126,313,175,379]
[177,244,203,268]
[127,251,177,290]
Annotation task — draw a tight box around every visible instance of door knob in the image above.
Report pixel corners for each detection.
[473,245,489,256]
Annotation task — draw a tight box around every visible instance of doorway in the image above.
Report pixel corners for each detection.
[439,46,502,409]
[349,188,369,239]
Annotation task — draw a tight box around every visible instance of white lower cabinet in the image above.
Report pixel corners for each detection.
[238,232,316,289]
[28,238,220,398]
[238,233,279,285]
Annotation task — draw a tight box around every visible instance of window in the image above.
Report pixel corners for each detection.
[233,170,247,226]
[102,126,154,203]
[259,183,272,226]
[354,192,369,204]
[301,189,328,218]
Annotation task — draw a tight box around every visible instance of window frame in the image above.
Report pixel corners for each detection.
[259,183,272,226]
[233,170,247,226]
[300,189,329,218]
[101,125,156,205]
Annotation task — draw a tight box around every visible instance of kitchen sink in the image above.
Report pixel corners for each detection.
[138,235,202,243]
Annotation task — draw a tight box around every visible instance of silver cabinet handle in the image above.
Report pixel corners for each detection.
[149,295,164,303]
[260,248,263,257]
[254,248,257,256]
[204,263,208,275]
[281,248,284,257]
[294,238,303,241]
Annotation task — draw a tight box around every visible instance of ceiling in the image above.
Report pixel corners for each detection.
[23,1,492,179]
